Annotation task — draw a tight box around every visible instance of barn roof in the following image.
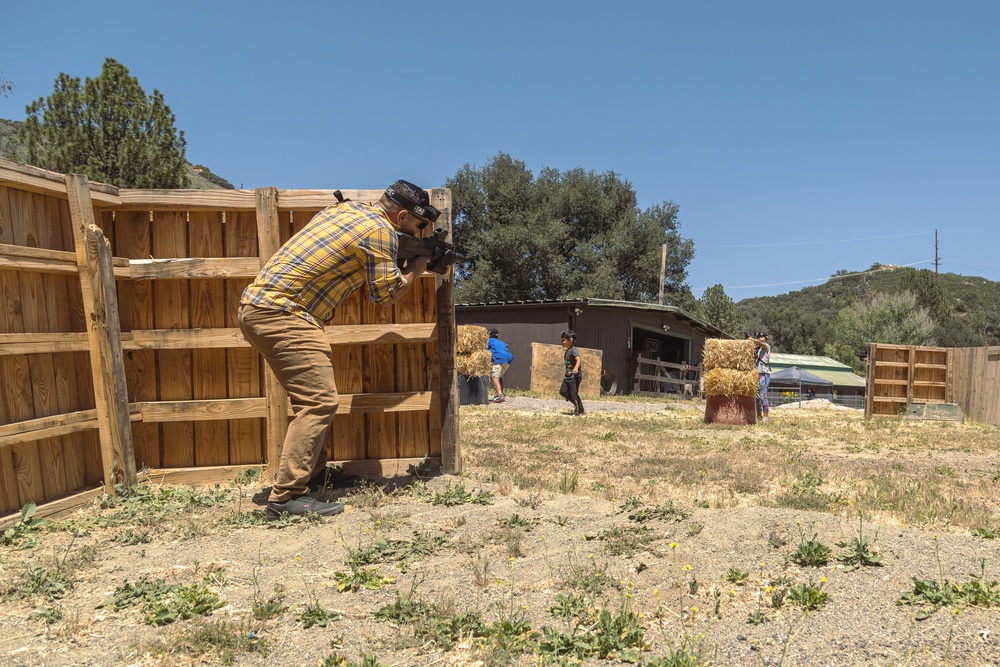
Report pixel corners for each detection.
[455,298,728,337]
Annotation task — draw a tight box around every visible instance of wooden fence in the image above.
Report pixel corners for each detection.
[633,355,700,397]
[865,344,948,416]
[865,342,1000,425]
[0,158,459,525]
[948,346,1000,426]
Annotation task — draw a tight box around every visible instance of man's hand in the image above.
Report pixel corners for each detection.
[402,256,431,275]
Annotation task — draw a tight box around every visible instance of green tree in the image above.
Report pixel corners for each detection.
[698,284,745,337]
[0,68,11,98]
[447,153,695,304]
[834,291,935,356]
[21,58,188,188]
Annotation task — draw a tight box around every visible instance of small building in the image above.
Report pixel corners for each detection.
[455,299,728,395]
[768,353,866,407]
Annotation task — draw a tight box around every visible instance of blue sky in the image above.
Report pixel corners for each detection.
[3,1,998,300]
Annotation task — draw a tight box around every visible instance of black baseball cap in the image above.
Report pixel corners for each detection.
[385,180,441,225]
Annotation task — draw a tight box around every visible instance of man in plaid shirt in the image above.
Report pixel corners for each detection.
[240,180,435,520]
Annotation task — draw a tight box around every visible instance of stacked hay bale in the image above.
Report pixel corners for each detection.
[456,325,494,404]
[701,338,759,424]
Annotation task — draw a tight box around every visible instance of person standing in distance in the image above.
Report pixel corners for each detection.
[486,328,513,403]
[754,331,771,423]
[239,180,435,520]
[559,330,585,416]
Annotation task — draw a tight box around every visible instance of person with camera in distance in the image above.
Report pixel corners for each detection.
[239,180,436,520]
[753,331,771,423]
[559,330,585,416]
[486,328,513,403]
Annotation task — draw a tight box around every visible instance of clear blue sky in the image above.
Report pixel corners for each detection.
[3,1,999,300]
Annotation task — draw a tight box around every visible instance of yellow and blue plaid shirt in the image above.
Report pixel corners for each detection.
[241,201,404,327]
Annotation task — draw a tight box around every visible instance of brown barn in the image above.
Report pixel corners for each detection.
[455,299,728,395]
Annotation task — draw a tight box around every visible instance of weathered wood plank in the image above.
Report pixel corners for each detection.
[276,189,385,210]
[362,286,398,461]
[0,332,90,355]
[394,278,429,459]
[117,189,257,210]
[0,157,118,204]
[0,409,99,446]
[328,291,366,463]
[129,256,260,279]
[0,486,104,531]
[224,210,262,465]
[189,211,229,466]
[151,210,194,467]
[421,277,442,457]
[83,225,137,488]
[254,188,286,481]
[134,392,435,423]
[121,323,438,350]
[115,211,161,469]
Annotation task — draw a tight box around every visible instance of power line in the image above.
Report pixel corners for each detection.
[699,230,935,249]
[696,259,936,292]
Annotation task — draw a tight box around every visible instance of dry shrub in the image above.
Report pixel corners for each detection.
[703,368,759,397]
[456,349,492,376]
[456,325,489,355]
[702,338,755,371]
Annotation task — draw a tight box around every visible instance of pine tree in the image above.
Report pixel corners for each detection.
[21,58,189,188]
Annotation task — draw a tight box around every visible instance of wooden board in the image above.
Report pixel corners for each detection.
[529,342,602,398]
[189,211,228,465]
[152,211,194,466]
[224,210,263,465]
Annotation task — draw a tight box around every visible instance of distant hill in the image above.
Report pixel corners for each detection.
[736,264,1000,362]
[0,117,234,190]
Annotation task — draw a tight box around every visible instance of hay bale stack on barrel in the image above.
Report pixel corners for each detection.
[701,338,758,425]
[456,325,493,404]
[456,325,493,377]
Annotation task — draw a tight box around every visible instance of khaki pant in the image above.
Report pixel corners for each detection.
[238,304,339,502]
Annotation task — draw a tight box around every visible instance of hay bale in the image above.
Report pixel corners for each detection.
[702,368,759,398]
[702,338,755,371]
[457,325,489,356]
[704,395,757,425]
[456,349,493,377]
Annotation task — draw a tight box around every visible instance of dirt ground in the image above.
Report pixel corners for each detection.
[1,397,998,667]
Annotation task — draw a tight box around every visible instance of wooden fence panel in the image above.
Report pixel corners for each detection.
[113,211,161,469]
[362,287,398,460]
[329,290,367,462]
[224,210,262,465]
[189,211,228,465]
[0,160,458,522]
[152,211,194,467]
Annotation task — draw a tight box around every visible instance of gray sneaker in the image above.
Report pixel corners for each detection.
[266,495,344,521]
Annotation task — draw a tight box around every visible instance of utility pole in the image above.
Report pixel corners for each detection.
[934,229,939,277]
[658,243,667,305]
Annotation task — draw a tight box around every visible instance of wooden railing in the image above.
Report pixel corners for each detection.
[632,355,700,397]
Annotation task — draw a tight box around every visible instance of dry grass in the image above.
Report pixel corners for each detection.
[461,398,1000,531]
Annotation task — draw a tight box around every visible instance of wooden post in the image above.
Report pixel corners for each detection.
[254,187,286,481]
[430,188,460,473]
[65,175,137,491]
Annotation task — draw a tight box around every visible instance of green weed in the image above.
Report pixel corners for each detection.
[332,565,395,592]
[558,469,579,494]
[2,502,47,548]
[791,523,831,567]
[837,515,883,570]
[99,575,225,626]
[298,600,341,628]
[788,577,830,611]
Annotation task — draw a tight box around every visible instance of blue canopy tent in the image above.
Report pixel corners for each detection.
[769,366,833,406]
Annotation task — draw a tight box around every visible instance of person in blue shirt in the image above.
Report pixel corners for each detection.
[486,328,514,403]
